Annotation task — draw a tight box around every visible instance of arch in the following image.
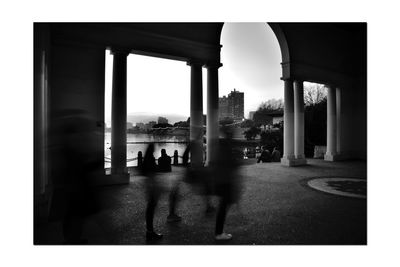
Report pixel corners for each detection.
[267,23,290,64]
[218,23,290,67]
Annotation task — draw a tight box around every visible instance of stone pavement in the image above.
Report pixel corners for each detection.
[34,158,367,245]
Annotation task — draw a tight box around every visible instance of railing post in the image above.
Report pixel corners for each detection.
[137,151,143,167]
[173,150,179,165]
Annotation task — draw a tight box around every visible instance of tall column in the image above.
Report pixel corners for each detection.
[205,63,222,166]
[336,87,342,156]
[188,60,204,167]
[111,50,129,177]
[34,40,48,194]
[325,85,338,161]
[293,80,307,165]
[281,79,295,166]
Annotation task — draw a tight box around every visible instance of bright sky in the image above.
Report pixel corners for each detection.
[220,23,283,113]
[105,23,283,125]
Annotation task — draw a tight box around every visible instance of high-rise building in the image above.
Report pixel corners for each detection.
[219,89,244,120]
[229,89,244,119]
[218,96,230,119]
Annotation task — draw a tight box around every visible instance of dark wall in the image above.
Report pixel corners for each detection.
[281,23,366,74]
[278,23,366,86]
[50,23,223,63]
[49,43,106,178]
[341,78,367,160]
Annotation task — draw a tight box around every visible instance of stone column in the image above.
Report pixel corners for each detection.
[281,79,295,166]
[336,87,342,157]
[205,63,222,166]
[293,80,307,165]
[111,50,130,178]
[325,85,338,161]
[188,60,204,167]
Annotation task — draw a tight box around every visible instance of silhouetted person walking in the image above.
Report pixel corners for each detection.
[143,145,183,242]
[212,134,241,241]
[157,149,181,222]
[142,144,163,241]
[48,109,102,244]
[182,145,190,166]
[183,144,216,214]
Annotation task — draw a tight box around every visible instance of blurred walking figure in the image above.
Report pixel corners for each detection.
[184,128,242,241]
[183,145,215,214]
[142,144,182,242]
[182,144,190,166]
[157,148,181,223]
[211,129,241,241]
[142,144,163,241]
[48,109,102,244]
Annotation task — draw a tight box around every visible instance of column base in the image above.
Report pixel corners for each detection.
[324,152,339,161]
[88,172,130,186]
[281,155,307,166]
[110,167,130,184]
[295,155,307,165]
[108,172,130,185]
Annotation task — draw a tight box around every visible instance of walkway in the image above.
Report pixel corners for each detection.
[35,159,367,245]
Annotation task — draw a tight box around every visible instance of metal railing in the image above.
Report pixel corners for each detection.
[105,149,190,166]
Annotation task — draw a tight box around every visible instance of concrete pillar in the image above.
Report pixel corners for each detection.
[111,50,130,178]
[293,80,307,165]
[325,85,338,161]
[336,87,342,156]
[34,24,50,196]
[188,60,204,167]
[205,63,222,166]
[281,79,295,166]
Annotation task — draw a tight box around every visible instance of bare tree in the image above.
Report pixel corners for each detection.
[304,83,327,106]
[258,98,284,112]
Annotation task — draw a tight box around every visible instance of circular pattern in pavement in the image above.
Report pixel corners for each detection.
[307,178,366,199]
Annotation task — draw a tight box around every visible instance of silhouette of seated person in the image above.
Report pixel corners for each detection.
[257,146,272,163]
[271,147,281,162]
[255,146,262,159]
[157,149,172,172]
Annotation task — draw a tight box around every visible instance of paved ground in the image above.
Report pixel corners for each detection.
[35,158,367,245]
[308,177,366,198]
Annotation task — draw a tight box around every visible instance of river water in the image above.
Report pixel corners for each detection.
[104,132,189,168]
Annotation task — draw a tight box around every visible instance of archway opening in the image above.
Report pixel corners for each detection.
[219,23,283,157]
[303,81,328,158]
[104,50,206,170]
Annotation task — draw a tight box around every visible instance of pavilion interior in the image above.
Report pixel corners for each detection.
[34,23,366,242]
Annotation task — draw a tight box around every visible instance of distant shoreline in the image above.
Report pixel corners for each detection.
[106,128,189,137]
